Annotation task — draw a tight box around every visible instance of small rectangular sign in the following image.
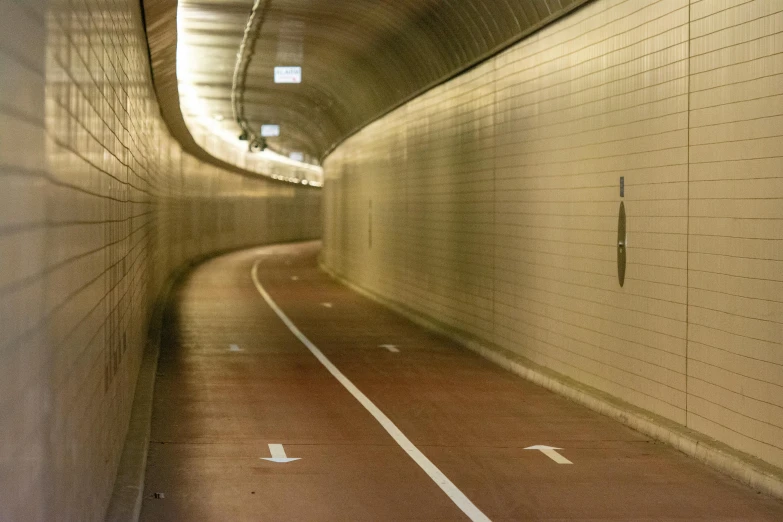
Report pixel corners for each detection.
[274,66,302,83]
[261,124,280,137]
[289,152,304,162]
[620,176,624,197]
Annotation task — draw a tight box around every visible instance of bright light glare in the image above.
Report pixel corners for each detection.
[261,124,280,137]
[274,66,302,83]
[176,5,322,184]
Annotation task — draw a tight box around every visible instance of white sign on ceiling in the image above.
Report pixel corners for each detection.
[274,66,302,84]
[261,124,280,137]
[289,152,304,162]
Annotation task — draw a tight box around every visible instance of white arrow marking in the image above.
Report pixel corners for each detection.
[252,261,490,521]
[290,276,299,281]
[321,302,333,308]
[229,344,243,352]
[379,344,400,353]
[261,444,300,463]
[525,445,572,464]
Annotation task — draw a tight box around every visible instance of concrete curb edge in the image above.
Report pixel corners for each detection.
[104,272,174,522]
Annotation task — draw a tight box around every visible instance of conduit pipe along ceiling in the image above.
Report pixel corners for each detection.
[145,0,592,166]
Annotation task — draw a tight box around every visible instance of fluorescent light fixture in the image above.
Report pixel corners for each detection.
[261,124,280,137]
[289,151,304,162]
[274,66,301,83]
[213,114,225,121]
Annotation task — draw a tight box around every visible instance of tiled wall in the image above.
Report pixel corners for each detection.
[0,0,321,519]
[687,0,783,471]
[322,0,783,471]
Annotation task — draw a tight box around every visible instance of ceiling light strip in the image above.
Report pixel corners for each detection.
[231,0,270,141]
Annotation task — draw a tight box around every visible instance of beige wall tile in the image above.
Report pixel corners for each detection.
[0,0,321,519]
[323,0,783,471]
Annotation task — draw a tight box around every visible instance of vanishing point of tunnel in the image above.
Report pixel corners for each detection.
[1,0,783,520]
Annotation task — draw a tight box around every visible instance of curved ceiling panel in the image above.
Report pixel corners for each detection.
[147,0,592,164]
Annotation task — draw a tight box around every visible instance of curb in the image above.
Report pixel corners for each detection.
[104,264,183,522]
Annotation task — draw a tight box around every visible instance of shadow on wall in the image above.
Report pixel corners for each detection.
[0,0,320,520]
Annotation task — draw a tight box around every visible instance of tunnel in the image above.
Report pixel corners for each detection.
[1,0,783,520]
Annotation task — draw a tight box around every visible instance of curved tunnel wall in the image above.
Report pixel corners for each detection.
[323,0,783,472]
[0,0,320,519]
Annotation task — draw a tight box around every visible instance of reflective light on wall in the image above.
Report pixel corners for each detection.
[175,3,322,185]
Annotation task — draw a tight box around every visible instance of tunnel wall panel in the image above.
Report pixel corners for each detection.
[685,0,783,471]
[0,0,320,520]
[323,0,782,471]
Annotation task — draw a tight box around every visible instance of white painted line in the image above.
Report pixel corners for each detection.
[291,276,299,281]
[379,344,400,353]
[229,344,243,352]
[261,443,300,463]
[524,445,572,465]
[251,260,490,522]
[321,302,333,308]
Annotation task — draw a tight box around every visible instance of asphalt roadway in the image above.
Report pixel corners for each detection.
[140,241,783,521]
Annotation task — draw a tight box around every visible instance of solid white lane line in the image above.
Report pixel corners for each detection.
[251,260,490,522]
[229,344,243,352]
[379,344,400,353]
[321,302,333,308]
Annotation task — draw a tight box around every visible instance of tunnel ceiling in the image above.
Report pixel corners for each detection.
[146,0,592,164]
